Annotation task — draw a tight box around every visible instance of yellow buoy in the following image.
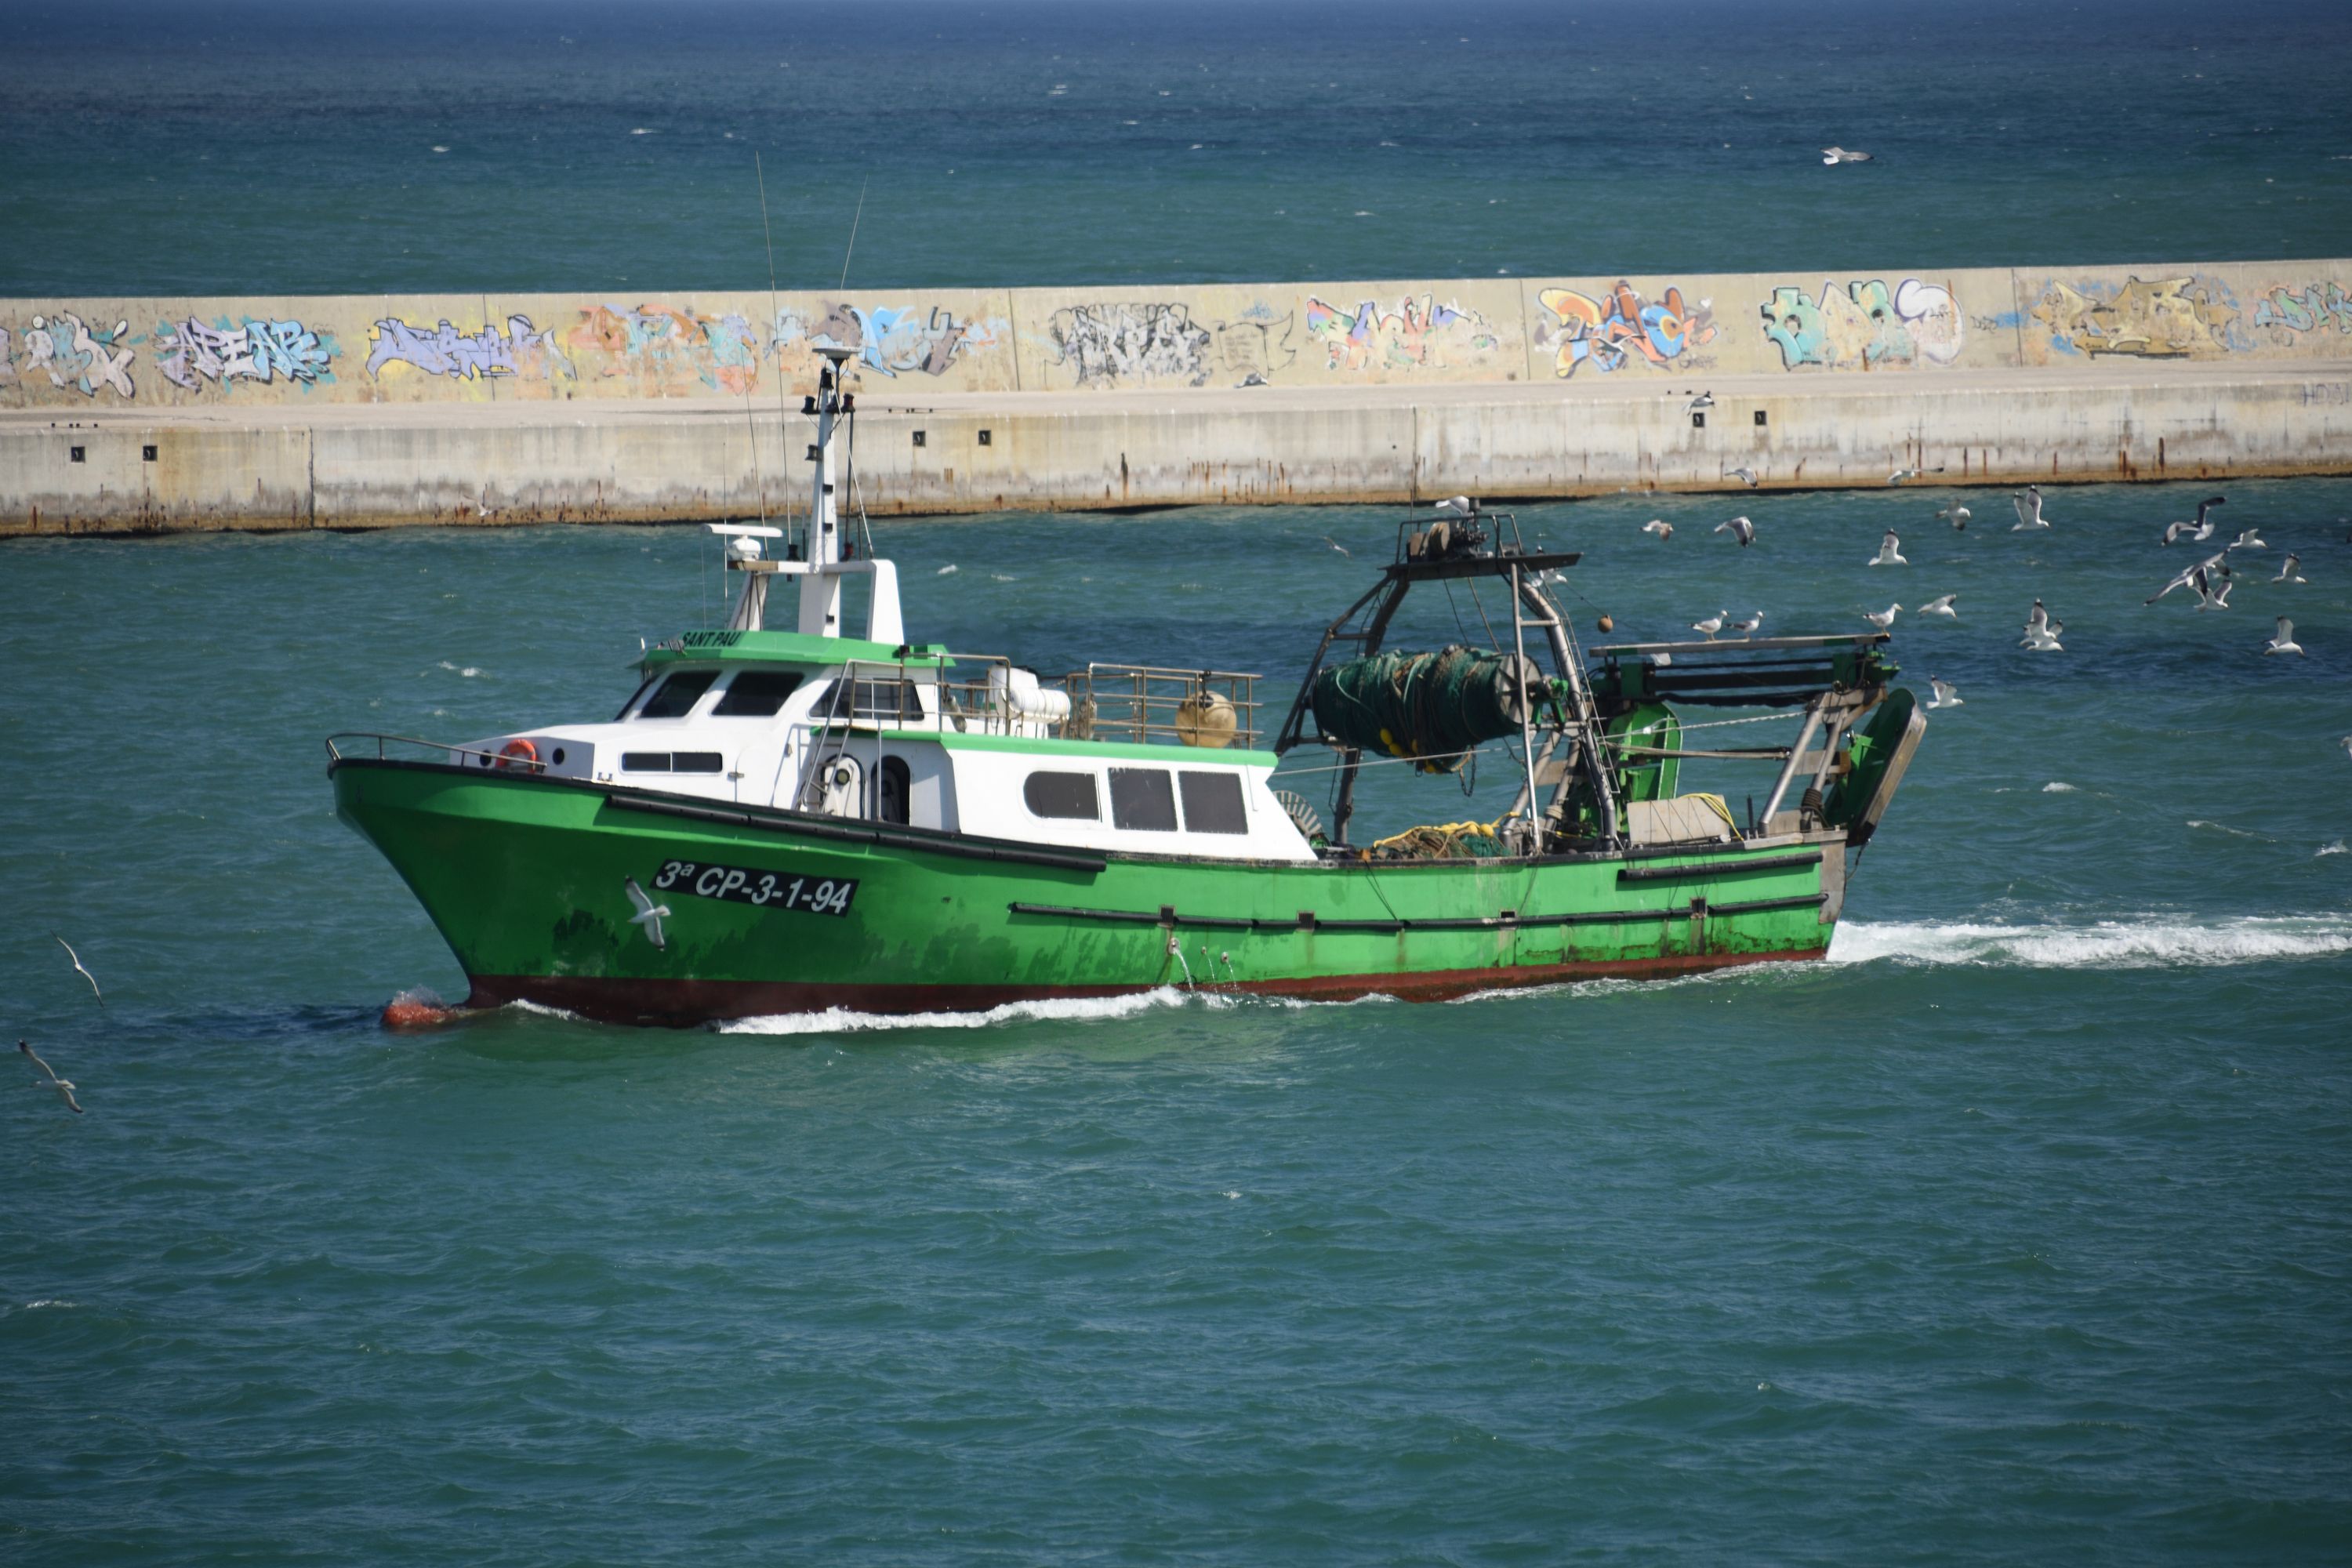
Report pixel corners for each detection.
[1174,691,1237,749]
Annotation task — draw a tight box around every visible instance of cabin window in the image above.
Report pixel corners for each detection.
[714,670,804,717]
[621,751,724,773]
[877,756,912,825]
[1023,771,1099,820]
[637,670,717,719]
[614,677,657,721]
[852,678,920,723]
[622,752,668,771]
[1178,771,1249,834]
[1109,768,1178,832]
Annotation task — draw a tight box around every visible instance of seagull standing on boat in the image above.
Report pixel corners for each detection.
[53,936,103,1007]
[1642,519,1674,540]
[2012,486,2049,531]
[1864,603,1901,630]
[20,1041,83,1115]
[1937,504,1971,530]
[2274,554,2307,583]
[2161,495,2225,544]
[1869,530,1907,566]
[2263,617,2303,655]
[1928,678,1962,709]
[1691,612,1728,640]
[622,877,670,949]
[1715,515,1755,546]
[1919,593,1958,618]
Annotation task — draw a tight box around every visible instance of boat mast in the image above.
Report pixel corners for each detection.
[799,343,855,638]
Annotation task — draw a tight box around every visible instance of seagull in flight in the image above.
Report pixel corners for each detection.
[2196,572,2234,612]
[1928,677,1962,709]
[1821,146,1873,165]
[2264,616,2303,655]
[2226,528,2266,551]
[1725,467,1759,487]
[1320,535,1351,557]
[1641,518,1674,540]
[1918,593,1958,618]
[1727,611,1765,637]
[623,877,671,949]
[20,1040,83,1115]
[1863,603,1901,630]
[1432,495,1473,517]
[2161,495,2225,544]
[2147,552,2230,605]
[2273,553,2306,583]
[1715,515,1755,546]
[1868,529,1907,566]
[2011,486,2049,530]
[1685,392,1714,411]
[1936,504,1971,530]
[1690,612,1728,640]
[1888,466,1943,485]
[2020,601,2063,650]
[53,936,103,1007]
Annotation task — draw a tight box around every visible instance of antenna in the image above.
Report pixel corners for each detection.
[838,178,868,290]
[756,151,798,544]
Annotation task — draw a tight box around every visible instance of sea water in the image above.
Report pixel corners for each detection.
[5,486,2350,1562]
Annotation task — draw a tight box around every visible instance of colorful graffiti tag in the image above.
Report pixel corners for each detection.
[567,303,759,394]
[1761,278,1965,370]
[367,315,568,381]
[158,316,336,390]
[2031,276,2245,359]
[16,314,137,398]
[2252,281,2352,340]
[1303,295,1496,373]
[1534,282,1717,378]
[771,302,1005,379]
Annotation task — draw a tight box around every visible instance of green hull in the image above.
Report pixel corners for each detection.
[332,760,1842,1025]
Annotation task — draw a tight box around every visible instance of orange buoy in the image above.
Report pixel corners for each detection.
[380,988,463,1029]
[1596,614,1614,633]
[494,737,541,771]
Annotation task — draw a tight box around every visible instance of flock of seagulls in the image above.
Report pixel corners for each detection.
[1626,483,2327,706]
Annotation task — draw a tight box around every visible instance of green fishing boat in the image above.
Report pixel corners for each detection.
[329,347,1926,1024]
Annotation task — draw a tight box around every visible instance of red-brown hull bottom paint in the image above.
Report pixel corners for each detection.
[466,947,1825,1027]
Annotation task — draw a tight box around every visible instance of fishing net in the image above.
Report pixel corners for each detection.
[1310,645,1540,774]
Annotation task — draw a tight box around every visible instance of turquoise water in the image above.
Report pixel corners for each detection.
[5,0,2352,296]
[5,487,2351,1560]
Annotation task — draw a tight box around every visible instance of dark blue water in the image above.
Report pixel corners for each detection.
[6,486,2352,1562]
[2,0,2350,297]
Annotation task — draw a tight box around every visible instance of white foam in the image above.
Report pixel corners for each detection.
[720,986,1210,1035]
[2319,840,2347,858]
[505,999,586,1022]
[1830,916,2352,970]
[2041,781,2077,793]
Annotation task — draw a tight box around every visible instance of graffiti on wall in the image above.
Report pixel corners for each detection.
[0,328,11,384]
[2031,275,2246,359]
[367,315,569,381]
[1534,282,1717,378]
[2251,281,2352,340]
[771,302,1007,379]
[1302,295,1497,373]
[1761,278,1965,370]
[1044,301,1303,388]
[567,303,759,394]
[13,314,138,398]
[158,316,336,390]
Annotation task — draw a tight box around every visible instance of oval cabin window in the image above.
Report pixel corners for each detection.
[1023,771,1100,820]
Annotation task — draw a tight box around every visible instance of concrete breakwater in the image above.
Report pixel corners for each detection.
[4,260,2349,533]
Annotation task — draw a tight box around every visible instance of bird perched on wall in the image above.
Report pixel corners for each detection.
[2012,486,2050,530]
[1918,593,1958,618]
[1715,515,1755,546]
[1863,603,1901,630]
[2161,495,2225,544]
[1641,519,1674,540]
[1821,147,1874,165]
[1690,612,1728,640]
[20,1041,83,1115]
[1868,530,1907,566]
[1936,504,1972,529]
[2263,617,2303,655]
[2274,554,2307,583]
[1727,611,1764,637]
[1928,678,1962,709]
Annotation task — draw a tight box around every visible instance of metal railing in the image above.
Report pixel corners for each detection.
[324,731,547,772]
[1059,665,1261,750]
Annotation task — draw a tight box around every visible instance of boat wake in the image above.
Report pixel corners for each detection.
[720,986,1215,1035]
[1829,915,2352,970]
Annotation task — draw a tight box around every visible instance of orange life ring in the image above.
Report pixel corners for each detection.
[494,737,541,772]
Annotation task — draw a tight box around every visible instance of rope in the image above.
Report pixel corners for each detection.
[1308,646,1532,774]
